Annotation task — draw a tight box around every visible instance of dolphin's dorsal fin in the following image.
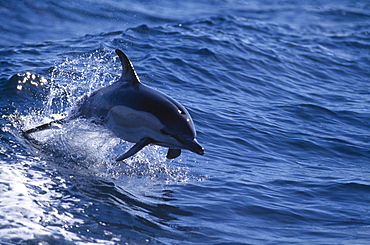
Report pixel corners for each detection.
[115,49,140,84]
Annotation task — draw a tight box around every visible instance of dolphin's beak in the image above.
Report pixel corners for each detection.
[181,138,204,155]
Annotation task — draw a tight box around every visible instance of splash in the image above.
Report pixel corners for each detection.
[13,49,197,184]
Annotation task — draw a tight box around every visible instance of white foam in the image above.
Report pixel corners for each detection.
[0,161,84,242]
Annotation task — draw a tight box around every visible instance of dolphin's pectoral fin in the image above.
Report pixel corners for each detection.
[166,149,181,159]
[116,137,152,161]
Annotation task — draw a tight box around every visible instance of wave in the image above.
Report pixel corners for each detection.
[1,3,370,243]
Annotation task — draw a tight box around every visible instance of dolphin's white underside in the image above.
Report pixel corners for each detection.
[107,105,184,149]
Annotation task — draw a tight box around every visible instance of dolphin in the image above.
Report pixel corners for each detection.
[24,49,204,161]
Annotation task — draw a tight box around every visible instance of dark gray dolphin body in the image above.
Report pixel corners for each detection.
[24,49,204,161]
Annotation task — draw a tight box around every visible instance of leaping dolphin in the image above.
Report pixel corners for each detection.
[24,49,204,161]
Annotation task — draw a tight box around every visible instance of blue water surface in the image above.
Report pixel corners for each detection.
[1,0,370,244]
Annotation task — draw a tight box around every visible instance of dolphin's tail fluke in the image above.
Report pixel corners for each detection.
[23,118,66,136]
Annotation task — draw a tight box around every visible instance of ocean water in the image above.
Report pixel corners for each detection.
[1,0,370,244]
